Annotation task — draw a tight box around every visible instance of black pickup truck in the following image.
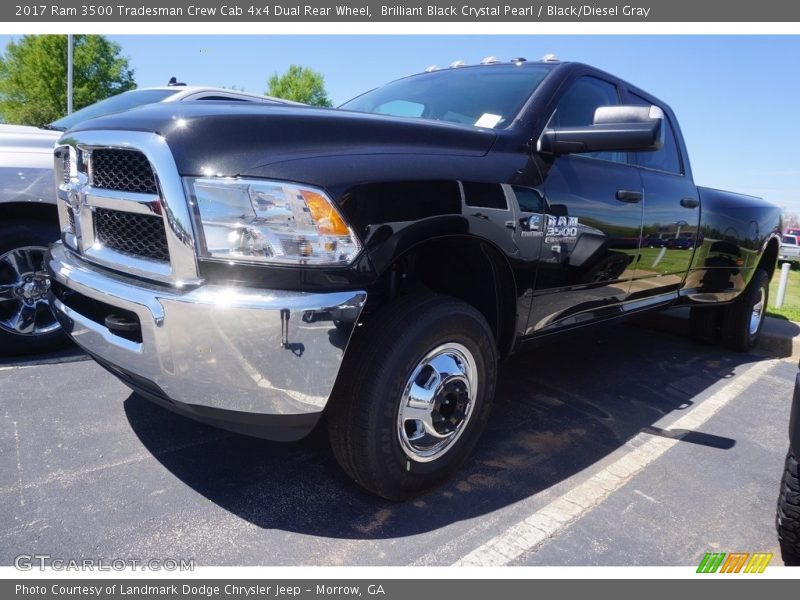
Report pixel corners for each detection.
[46,58,781,499]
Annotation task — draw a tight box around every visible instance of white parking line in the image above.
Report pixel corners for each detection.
[12,420,24,507]
[454,357,780,566]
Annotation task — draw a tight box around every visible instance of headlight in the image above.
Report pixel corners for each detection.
[185,177,362,266]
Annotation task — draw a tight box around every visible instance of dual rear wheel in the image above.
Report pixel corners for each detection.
[689,268,769,352]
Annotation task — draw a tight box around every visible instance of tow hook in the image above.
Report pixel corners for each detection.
[105,314,139,335]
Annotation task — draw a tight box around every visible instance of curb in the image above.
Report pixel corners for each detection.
[635,307,800,360]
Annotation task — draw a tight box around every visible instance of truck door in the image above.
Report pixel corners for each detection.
[625,92,700,300]
[526,75,644,334]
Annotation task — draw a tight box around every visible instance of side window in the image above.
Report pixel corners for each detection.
[629,93,682,175]
[553,76,625,164]
[463,182,507,210]
[513,186,544,213]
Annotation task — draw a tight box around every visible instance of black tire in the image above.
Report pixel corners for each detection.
[777,449,800,566]
[327,293,498,500]
[721,268,769,352]
[0,219,69,356]
[689,305,721,344]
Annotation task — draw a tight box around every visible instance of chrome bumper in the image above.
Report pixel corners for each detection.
[46,242,366,439]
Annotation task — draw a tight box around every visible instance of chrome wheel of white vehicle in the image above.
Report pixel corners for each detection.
[0,246,59,336]
[0,220,68,355]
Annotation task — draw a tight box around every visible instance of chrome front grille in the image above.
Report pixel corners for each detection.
[94,208,170,262]
[54,131,201,286]
[91,149,158,194]
[62,153,71,184]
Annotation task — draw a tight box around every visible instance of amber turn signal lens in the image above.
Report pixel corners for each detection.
[302,190,350,236]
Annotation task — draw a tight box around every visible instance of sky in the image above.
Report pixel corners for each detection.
[1,34,798,214]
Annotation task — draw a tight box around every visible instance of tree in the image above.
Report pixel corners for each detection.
[0,35,135,126]
[266,65,332,107]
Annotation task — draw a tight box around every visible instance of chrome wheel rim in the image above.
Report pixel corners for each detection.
[0,246,59,337]
[749,286,765,337]
[397,342,477,463]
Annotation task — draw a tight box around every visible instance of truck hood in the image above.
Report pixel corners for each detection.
[0,124,60,154]
[65,102,498,176]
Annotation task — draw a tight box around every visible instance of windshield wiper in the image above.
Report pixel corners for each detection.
[41,124,66,131]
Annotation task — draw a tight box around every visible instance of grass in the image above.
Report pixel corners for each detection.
[768,264,800,322]
[636,247,696,275]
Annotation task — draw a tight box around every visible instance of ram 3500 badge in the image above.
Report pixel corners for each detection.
[47,57,781,499]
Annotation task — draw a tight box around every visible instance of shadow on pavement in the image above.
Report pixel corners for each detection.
[635,307,800,361]
[0,344,88,368]
[124,322,761,540]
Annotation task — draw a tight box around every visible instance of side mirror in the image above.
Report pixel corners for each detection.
[539,105,664,155]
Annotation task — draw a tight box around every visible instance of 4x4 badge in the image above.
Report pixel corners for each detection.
[520,214,543,237]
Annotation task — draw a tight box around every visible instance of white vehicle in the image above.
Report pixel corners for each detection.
[780,234,800,265]
[0,85,298,354]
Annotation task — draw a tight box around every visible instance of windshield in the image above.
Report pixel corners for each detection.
[339,64,552,129]
[49,89,177,130]
[783,236,797,245]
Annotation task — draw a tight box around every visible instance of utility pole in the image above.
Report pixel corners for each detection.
[67,34,73,114]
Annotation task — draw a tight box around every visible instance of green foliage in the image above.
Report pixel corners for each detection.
[0,35,135,126]
[266,65,332,107]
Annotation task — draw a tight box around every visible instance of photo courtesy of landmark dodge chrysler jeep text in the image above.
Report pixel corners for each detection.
[46,57,781,499]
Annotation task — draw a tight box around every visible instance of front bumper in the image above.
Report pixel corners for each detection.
[46,242,366,441]
[779,252,800,263]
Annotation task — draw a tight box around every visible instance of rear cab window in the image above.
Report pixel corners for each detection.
[628,92,683,175]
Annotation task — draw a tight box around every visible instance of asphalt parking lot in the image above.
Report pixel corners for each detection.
[0,318,796,567]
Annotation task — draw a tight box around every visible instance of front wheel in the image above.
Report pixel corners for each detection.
[327,294,497,500]
[721,268,769,352]
[777,449,800,565]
